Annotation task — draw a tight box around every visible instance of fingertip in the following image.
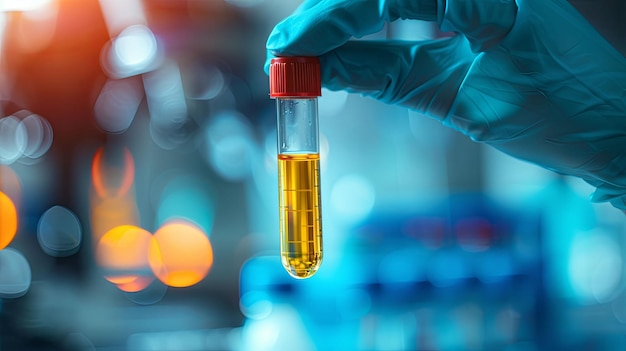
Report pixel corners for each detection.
[265,25,290,70]
[265,26,284,53]
[263,50,274,75]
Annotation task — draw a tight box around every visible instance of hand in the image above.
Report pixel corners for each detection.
[266,0,626,210]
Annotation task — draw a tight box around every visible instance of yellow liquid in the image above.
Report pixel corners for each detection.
[278,153,323,279]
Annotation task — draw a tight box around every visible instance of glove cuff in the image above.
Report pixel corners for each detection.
[394,0,438,21]
[416,0,438,21]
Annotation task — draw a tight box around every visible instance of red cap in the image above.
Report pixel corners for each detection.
[269,56,321,98]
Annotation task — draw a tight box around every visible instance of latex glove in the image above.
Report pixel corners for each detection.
[266,0,626,210]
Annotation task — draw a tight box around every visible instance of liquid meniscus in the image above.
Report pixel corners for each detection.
[278,153,323,279]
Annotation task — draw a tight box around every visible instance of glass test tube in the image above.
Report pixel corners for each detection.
[269,56,323,279]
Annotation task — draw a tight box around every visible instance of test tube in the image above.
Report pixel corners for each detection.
[269,56,323,279]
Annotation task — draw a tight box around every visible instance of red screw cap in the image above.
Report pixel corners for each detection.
[269,56,321,98]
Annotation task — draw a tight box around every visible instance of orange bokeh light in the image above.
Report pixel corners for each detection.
[115,276,155,293]
[0,191,18,250]
[149,220,213,288]
[96,225,154,292]
[89,145,140,245]
[91,146,135,198]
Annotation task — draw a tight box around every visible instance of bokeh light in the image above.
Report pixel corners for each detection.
[0,112,53,165]
[240,291,273,320]
[101,24,160,78]
[0,191,18,250]
[13,0,59,53]
[114,25,156,68]
[0,248,31,298]
[155,173,215,234]
[611,291,626,324]
[456,217,493,252]
[37,205,82,257]
[98,0,146,37]
[143,61,191,150]
[183,63,225,100]
[0,115,26,165]
[240,306,316,351]
[0,0,52,12]
[568,231,622,303]
[94,78,143,133]
[90,146,140,245]
[204,111,255,182]
[91,146,135,198]
[149,220,213,288]
[330,174,376,225]
[241,318,281,351]
[123,279,168,305]
[17,112,53,160]
[96,225,154,293]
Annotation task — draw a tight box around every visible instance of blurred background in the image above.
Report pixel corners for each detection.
[1,0,626,350]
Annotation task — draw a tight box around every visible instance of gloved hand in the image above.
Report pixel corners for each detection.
[266,0,626,210]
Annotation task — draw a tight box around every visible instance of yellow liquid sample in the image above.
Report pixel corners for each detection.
[278,153,323,279]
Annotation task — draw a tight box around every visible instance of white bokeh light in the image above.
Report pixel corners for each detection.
[0,0,52,11]
[204,111,255,182]
[0,248,32,298]
[0,116,27,165]
[114,25,156,68]
[103,24,161,78]
[568,231,623,303]
[17,113,53,159]
[94,78,143,133]
[330,174,376,225]
[143,61,190,149]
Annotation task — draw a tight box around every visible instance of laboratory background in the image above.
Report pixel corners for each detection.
[0,0,625,350]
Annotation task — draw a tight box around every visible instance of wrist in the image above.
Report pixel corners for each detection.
[391,0,438,21]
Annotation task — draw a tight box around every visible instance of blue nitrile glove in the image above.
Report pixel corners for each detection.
[266,0,626,210]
